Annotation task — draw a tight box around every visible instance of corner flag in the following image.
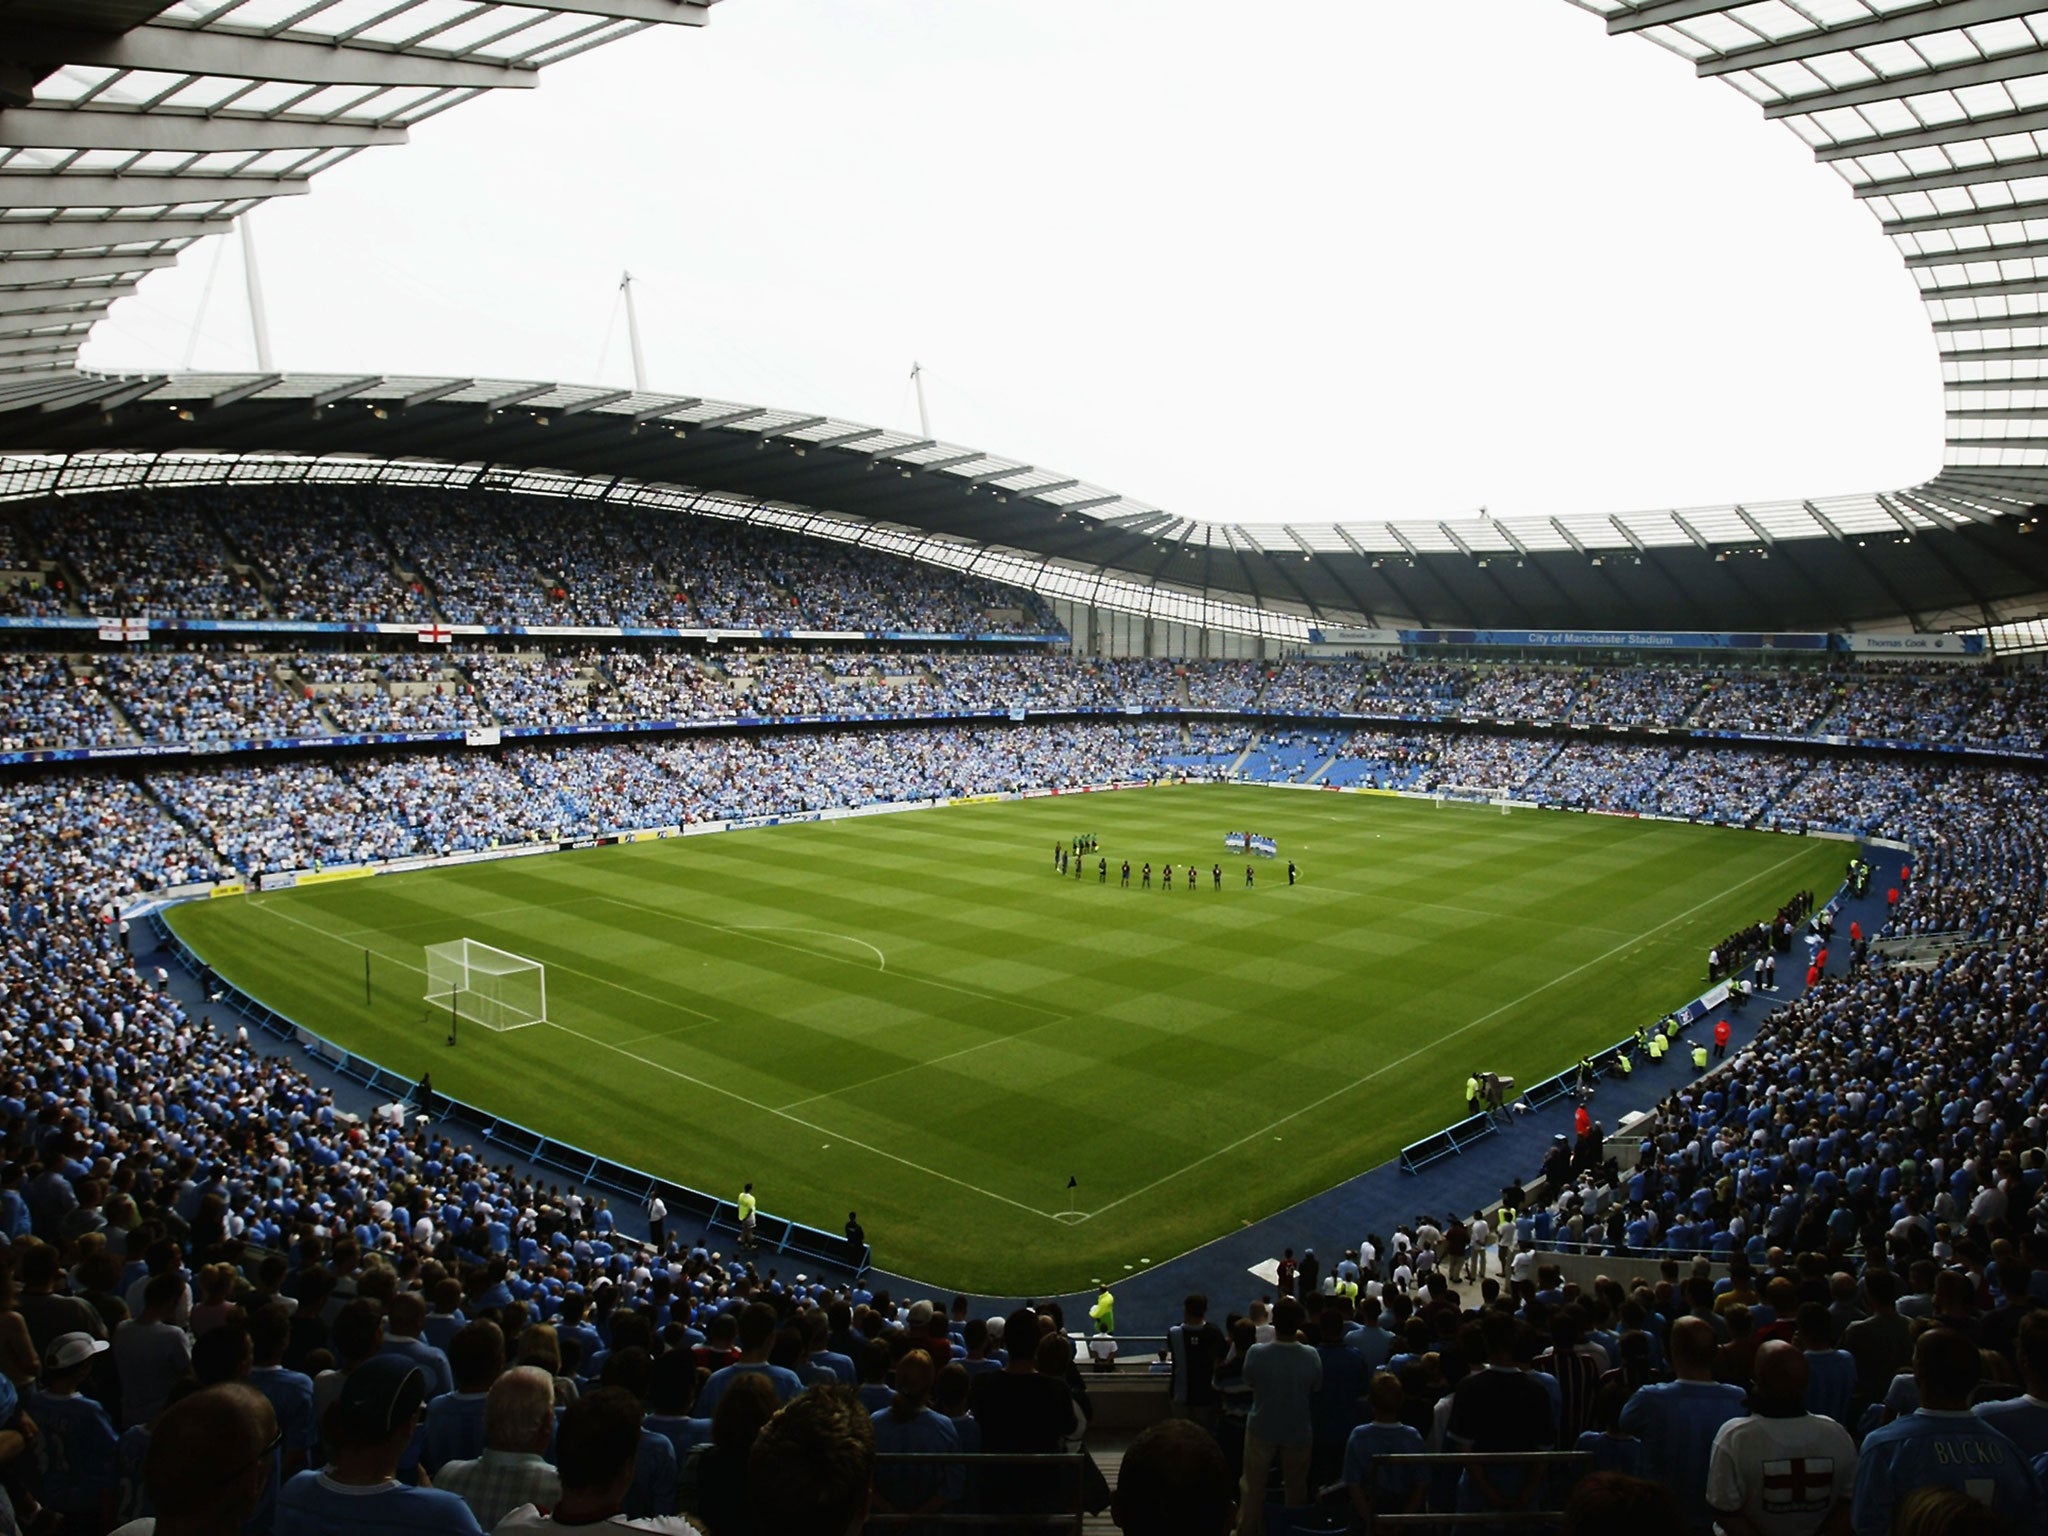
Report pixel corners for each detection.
[1067,1175,1078,1190]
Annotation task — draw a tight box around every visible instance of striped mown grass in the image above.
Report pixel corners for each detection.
[168,783,1845,1294]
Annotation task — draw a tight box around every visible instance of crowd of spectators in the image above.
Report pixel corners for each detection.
[455,654,613,730]
[1461,664,1581,720]
[5,632,2048,764]
[1182,660,1269,710]
[99,654,325,744]
[1260,658,1364,714]
[90,724,1188,874]
[213,490,435,625]
[2,488,1061,635]
[3,675,2048,1535]
[0,656,132,752]
[287,654,490,734]
[27,494,267,621]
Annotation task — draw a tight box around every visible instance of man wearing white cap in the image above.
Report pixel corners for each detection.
[29,1331,118,1532]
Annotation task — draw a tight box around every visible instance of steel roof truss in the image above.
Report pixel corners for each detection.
[554,387,633,417]
[0,109,406,154]
[964,463,1030,486]
[1670,513,1714,550]
[809,426,884,450]
[685,405,763,431]
[1885,197,2048,236]
[1856,156,2048,201]
[1761,50,2048,122]
[1698,0,2044,79]
[11,23,544,92]
[0,172,309,209]
[628,397,700,425]
[398,377,473,410]
[1733,505,1776,546]
[306,375,382,408]
[0,218,224,253]
[1903,238,2048,269]
[0,284,133,316]
[203,373,282,408]
[1815,104,2048,163]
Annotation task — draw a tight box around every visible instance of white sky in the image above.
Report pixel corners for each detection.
[81,0,1943,528]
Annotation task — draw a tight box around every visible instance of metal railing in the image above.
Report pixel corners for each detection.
[1359,1451,1592,1530]
[865,1451,1093,1532]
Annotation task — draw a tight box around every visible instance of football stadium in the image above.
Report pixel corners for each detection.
[3,2,2048,1533]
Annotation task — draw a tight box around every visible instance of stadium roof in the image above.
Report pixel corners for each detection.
[4,0,2048,636]
[0,0,713,373]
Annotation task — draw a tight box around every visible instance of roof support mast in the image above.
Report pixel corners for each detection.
[620,271,648,392]
[239,214,274,372]
[910,360,930,438]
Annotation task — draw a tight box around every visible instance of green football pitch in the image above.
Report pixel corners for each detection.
[166,784,1845,1294]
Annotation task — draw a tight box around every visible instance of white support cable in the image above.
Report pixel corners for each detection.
[181,233,228,373]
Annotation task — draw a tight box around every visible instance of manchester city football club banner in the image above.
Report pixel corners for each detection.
[1397,629,1831,651]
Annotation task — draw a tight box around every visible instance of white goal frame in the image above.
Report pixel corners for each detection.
[1433,783,1512,815]
[424,938,548,1032]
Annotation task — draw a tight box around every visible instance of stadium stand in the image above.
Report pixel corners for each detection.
[3,502,2046,1535]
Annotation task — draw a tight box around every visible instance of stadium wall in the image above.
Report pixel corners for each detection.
[1047,598,1284,660]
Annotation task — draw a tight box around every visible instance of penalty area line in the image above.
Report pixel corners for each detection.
[537,1015,1067,1224]
[1072,840,1821,1224]
[241,898,720,1026]
[242,900,1060,1221]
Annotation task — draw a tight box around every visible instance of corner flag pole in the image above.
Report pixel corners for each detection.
[363,948,371,1008]
[1066,1174,1077,1215]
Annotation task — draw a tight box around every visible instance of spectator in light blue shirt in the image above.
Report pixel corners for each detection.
[422,1322,504,1474]
[1796,1304,1858,1430]
[1343,1371,1428,1526]
[1618,1317,1747,1536]
[29,1332,119,1528]
[694,1303,805,1420]
[1854,1328,2044,1536]
[248,1305,317,1477]
[379,1294,454,1401]
[870,1348,962,1521]
[277,1356,481,1536]
[1973,1311,2048,1460]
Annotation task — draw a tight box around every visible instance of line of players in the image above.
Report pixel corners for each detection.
[1051,841,1298,888]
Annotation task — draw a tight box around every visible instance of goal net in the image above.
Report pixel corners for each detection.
[1433,783,1511,814]
[424,939,547,1031]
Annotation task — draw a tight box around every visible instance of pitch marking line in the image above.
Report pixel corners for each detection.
[580,894,1070,1022]
[773,998,1081,1113]
[723,925,886,972]
[234,896,1067,1222]
[1072,841,1821,1224]
[537,1014,1065,1222]
[1311,885,1638,941]
[245,898,721,1026]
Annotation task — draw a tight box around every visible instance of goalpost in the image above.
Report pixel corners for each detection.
[425,939,548,1035]
[1433,783,1512,815]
